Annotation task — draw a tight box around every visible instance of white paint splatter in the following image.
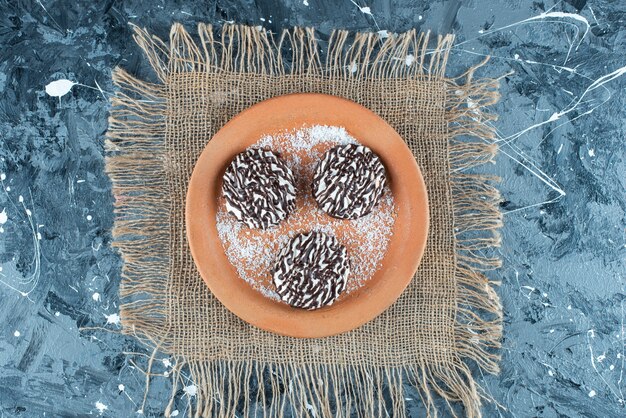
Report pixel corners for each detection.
[588,390,596,398]
[0,208,7,224]
[0,173,5,180]
[4,192,46,300]
[45,79,77,98]
[171,410,179,417]
[162,358,172,368]
[55,311,60,317]
[377,30,389,39]
[418,15,422,20]
[18,195,23,203]
[87,214,93,221]
[451,16,625,220]
[118,384,125,391]
[105,313,120,325]
[405,54,415,66]
[460,10,590,55]
[548,369,554,376]
[95,401,108,414]
[528,12,590,48]
[13,330,20,337]
[588,148,595,157]
[567,305,572,310]
[610,365,615,371]
[92,292,101,302]
[597,354,606,362]
[514,53,520,60]
[37,232,42,240]
[183,385,197,397]
[348,0,373,16]
[303,0,308,5]
[505,65,626,145]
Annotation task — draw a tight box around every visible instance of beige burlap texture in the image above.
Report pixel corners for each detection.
[106,23,503,417]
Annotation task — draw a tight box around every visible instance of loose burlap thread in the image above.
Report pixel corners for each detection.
[106,23,503,417]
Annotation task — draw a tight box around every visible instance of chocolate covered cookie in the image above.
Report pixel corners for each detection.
[222,148,296,229]
[312,144,387,220]
[273,231,350,310]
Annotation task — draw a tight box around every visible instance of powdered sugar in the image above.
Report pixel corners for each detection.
[257,125,358,188]
[216,125,396,303]
[257,125,355,151]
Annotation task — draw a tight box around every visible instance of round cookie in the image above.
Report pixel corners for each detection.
[222,148,296,229]
[273,231,350,310]
[312,144,387,220]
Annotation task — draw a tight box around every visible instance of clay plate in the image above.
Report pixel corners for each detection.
[186,93,429,338]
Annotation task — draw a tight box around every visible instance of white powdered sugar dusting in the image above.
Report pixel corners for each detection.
[216,124,397,303]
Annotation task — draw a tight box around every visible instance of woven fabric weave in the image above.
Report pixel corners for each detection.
[106,23,503,417]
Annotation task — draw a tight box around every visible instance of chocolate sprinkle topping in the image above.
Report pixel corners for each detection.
[312,144,387,219]
[273,231,350,310]
[222,148,296,229]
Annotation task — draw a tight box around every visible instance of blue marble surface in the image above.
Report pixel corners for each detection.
[0,0,624,416]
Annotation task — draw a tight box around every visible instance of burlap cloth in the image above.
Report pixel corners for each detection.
[106,23,503,417]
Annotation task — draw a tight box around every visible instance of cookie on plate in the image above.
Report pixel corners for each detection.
[222,148,296,229]
[312,144,387,219]
[273,231,350,310]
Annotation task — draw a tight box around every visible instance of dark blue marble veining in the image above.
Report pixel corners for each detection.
[0,0,624,416]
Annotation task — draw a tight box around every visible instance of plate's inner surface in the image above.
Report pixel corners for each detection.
[215,124,398,305]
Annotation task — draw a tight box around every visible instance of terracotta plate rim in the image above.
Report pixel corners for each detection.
[186,93,429,338]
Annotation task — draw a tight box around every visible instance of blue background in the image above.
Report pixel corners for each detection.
[0,0,625,416]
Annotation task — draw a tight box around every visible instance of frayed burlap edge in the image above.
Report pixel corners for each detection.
[105,23,502,418]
